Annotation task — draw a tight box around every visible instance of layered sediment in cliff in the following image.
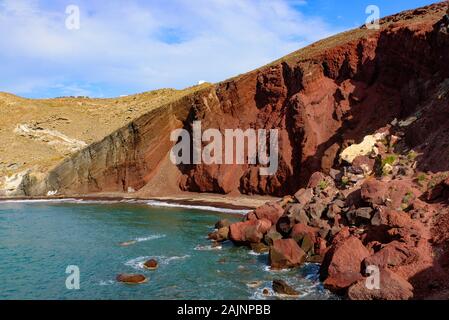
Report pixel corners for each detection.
[178,3,449,196]
[4,2,449,201]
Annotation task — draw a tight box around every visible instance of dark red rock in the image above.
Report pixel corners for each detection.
[229,219,271,244]
[371,207,414,228]
[116,274,147,284]
[290,223,318,244]
[253,202,284,225]
[361,179,388,206]
[143,259,159,270]
[363,241,417,269]
[352,155,375,175]
[321,236,370,292]
[361,179,417,210]
[269,239,306,269]
[307,172,328,189]
[348,269,413,300]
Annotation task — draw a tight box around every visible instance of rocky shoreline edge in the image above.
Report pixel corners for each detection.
[207,124,449,300]
[0,194,270,211]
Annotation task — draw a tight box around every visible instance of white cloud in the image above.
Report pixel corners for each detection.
[0,0,339,97]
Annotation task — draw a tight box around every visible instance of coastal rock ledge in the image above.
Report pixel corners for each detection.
[211,122,449,300]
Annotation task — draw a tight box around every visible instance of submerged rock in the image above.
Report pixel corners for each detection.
[272,279,299,296]
[209,227,230,242]
[119,240,137,247]
[143,259,159,270]
[116,274,148,284]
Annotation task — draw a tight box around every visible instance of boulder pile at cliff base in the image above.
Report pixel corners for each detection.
[209,124,449,300]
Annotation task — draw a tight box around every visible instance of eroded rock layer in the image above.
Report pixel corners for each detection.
[37,2,449,198]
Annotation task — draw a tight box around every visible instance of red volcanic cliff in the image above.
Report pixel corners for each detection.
[178,2,449,196]
[36,2,449,199]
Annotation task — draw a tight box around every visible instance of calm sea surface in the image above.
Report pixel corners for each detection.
[0,200,333,300]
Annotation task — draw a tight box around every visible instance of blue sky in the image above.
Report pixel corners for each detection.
[0,0,440,98]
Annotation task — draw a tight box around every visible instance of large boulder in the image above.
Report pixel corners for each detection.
[290,223,318,244]
[361,179,388,206]
[361,179,417,210]
[363,241,417,269]
[269,239,306,269]
[321,236,370,292]
[229,219,271,244]
[348,269,413,300]
[371,207,414,228]
[253,202,284,224]
[287,203,310,225]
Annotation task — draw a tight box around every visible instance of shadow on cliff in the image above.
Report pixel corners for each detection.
[409,197,449,299]
[295,23,449,190]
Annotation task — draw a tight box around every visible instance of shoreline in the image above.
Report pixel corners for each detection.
[0,192,276,211]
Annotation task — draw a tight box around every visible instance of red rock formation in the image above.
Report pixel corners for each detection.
[253,202,284,224]
[39,2,449,198]
[269,239,307,269]
[321,236,370,292]
[348,268,414,300]
[229,219,271,244]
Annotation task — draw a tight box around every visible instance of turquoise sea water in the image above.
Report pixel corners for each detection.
[0,200,333,300]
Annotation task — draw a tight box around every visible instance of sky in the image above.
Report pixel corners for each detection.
[0,0,441,98]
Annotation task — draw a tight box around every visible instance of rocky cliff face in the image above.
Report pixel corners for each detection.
[39,87,217,196]
[9,2,449,199]
[178,3,449,196]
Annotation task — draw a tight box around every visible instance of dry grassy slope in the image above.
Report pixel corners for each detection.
[0,84,210,193]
